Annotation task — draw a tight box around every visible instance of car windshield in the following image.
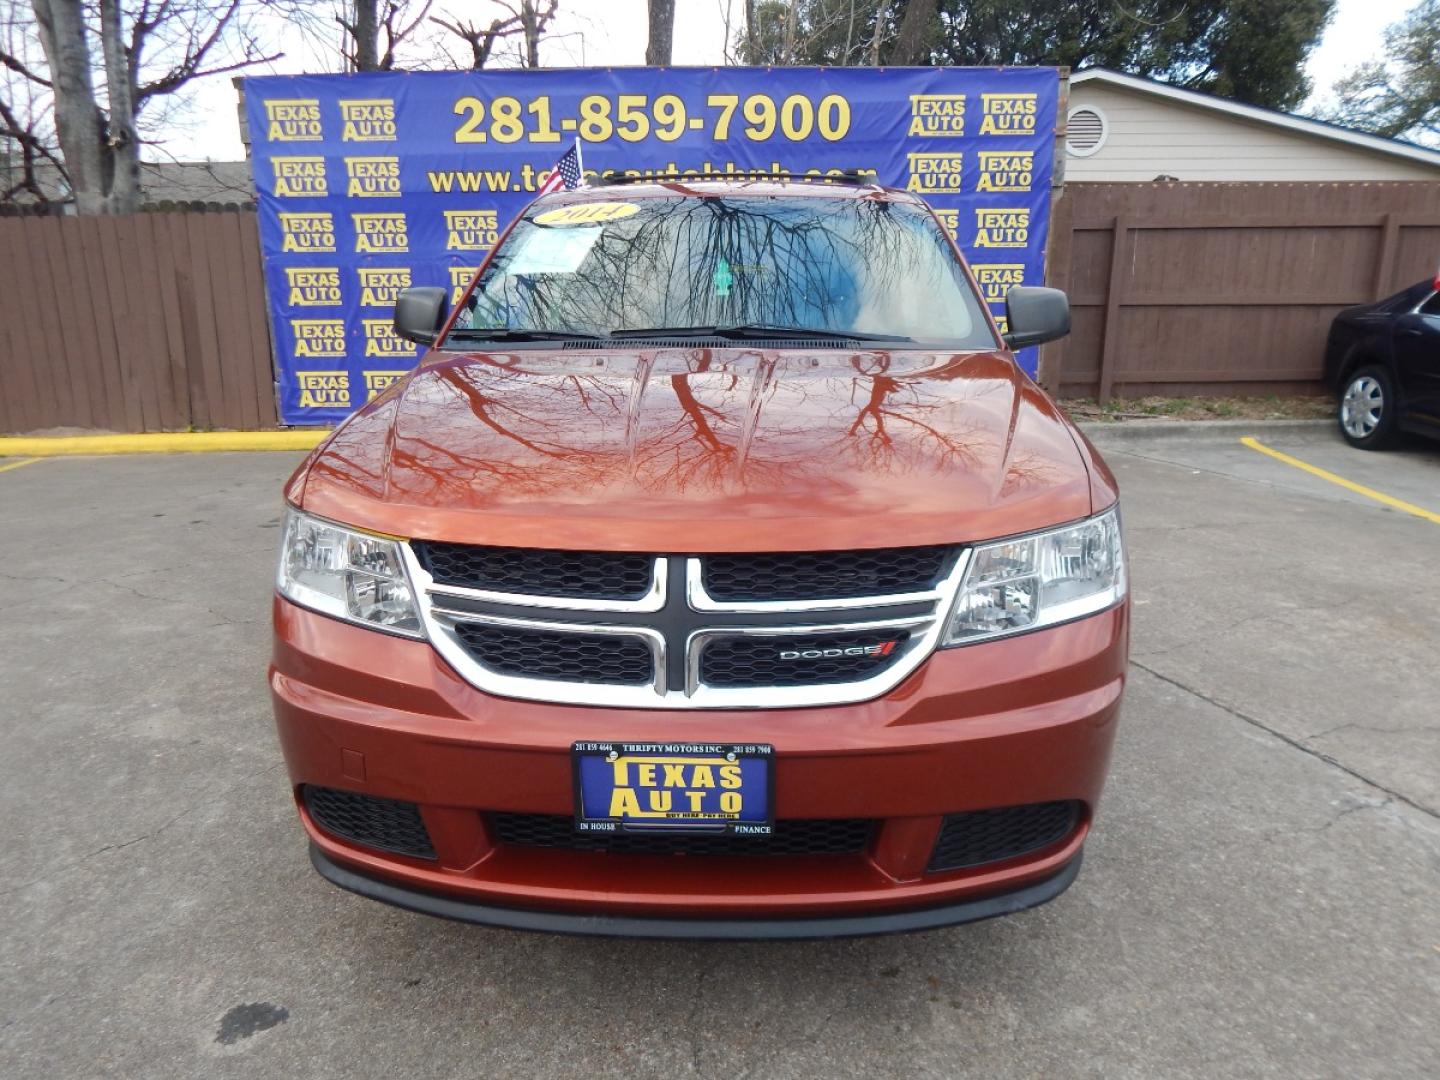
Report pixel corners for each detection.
[448,194,996,348]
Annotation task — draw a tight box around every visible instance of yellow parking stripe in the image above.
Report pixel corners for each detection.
[0,430,330,457]
[0,456,42,473]
[1240,437,1440,525]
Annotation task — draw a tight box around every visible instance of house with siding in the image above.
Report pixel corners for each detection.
[1065,69,1440,182]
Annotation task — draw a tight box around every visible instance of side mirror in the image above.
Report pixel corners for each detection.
[393,286,448,346]
[1003,286,1070,350]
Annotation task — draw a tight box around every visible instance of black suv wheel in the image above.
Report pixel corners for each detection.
[1338,365,1399,450]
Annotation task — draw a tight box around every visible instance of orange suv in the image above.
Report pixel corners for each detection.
[271,175,1128,938]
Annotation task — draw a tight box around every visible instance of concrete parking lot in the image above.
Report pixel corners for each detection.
[2,424,1437,1079]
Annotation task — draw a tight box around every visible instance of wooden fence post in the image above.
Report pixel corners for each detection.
[1372,213,1398,300]
[1097,215,1129,405]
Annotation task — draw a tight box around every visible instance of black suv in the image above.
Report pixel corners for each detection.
[1325,278,1440,449]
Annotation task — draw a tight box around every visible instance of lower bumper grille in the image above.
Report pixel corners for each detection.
[303,786,436,860]
[492,813,874,856]
[926,801,1080,873]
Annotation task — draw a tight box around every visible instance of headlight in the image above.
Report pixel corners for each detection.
[277,507,422,637]
[942,506,1125,646]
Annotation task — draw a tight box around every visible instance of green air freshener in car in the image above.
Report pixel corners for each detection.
[713,259,733,297]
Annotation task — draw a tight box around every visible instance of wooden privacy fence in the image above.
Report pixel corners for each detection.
[0,208,278,433]
[1041,182,1440,401]
[4,184,1440,434]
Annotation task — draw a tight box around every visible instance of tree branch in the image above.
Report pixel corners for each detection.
[136,47,283,103]
[433,12,525,69]
[0,46,52,88]
[134,0,240,102]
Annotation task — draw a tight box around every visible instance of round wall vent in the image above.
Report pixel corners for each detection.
[1066,106,1108,157]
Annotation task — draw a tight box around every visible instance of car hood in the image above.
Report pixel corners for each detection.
[298,348,1097,551]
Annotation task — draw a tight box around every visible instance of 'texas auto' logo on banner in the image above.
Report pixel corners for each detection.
[976,151,1035,193]
[445,210,499,251]
[971,263,1027,306]
[271,156,327,197]
[279,212,335,253]
[352,212,408,253]
[339,99,397,142]
[285,267,341,306]
[362,318,416,359]
[906,152,963,193]
[974,208,1030,248]
[345,156,401,197]
[296,371,351,409]
[290,318,346,359]
[908,94,966,137]
[263,99,321,141]
[357,267,412,307]
[979,92,1038,136]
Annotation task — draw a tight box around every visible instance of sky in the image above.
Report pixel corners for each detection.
[163,0,1417,162]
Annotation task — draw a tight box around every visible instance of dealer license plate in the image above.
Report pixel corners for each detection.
[572,741,774,835]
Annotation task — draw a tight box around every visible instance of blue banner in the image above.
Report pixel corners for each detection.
[243,67,1059,425]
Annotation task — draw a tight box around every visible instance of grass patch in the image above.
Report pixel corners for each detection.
[1062,395,1333,423]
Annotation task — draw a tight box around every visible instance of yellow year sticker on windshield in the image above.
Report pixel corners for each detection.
[533,202,641,227]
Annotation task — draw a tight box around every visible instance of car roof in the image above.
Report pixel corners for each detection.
[538,177,923,205]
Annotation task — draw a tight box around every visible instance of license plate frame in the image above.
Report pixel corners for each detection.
[571,741,775,836]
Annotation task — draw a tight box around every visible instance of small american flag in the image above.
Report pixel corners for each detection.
[539,139,585,193]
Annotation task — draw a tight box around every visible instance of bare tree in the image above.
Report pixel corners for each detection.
[645,0,674,65]
[348,0,378,68]
[716,0,739,64]
[433,0,557,69]
[518,0,555,67]
[337,0,433,71]
[431,11,520,68]
[5,1,279,213]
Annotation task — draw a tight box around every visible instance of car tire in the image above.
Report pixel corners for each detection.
[1338,365,1399,450]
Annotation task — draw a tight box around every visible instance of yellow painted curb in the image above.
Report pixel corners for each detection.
[0,430,332,458]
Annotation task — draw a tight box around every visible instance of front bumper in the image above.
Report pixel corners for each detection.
[310,842,1084,939]
[271,596,1127,929]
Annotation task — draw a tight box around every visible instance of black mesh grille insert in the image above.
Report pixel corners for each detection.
[492,814,872,856]
[702,547,951,601]
[927,801,1080,873]
[414,542,653,600]
[700,631,910,688]
[303,786,436,860]
[454,623,654,685]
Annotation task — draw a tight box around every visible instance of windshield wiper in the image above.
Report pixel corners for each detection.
[446,327,608,343]
[612,324,913,343]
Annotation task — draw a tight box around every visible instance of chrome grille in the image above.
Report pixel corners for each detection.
[408,545,966,709]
